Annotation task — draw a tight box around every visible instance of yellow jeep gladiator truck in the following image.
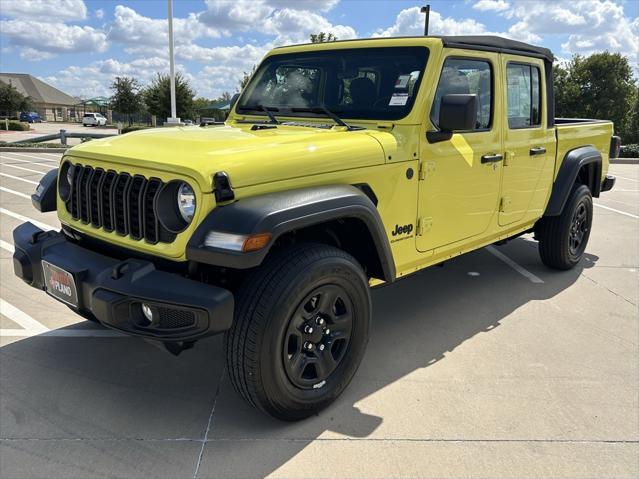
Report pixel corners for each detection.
[14,36,618,420]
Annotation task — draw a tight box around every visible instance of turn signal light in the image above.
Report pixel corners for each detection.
[242,233,272,252]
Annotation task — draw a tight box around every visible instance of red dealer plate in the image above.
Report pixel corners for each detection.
[42,260,79,308]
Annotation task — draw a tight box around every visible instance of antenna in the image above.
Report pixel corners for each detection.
[421,5,431,36]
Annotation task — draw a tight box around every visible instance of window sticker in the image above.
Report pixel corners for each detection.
[395,75,410,89]
[389,93,409,106]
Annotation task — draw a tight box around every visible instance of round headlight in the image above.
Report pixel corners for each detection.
[177,182,196,223]
[59,161,73,201]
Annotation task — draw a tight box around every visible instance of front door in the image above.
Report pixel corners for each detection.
[417,53,503,252]
[498,55,551,225]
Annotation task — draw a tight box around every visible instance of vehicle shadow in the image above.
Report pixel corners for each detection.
[0,237,597,477]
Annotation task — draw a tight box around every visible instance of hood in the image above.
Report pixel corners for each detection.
[68,123,387,192]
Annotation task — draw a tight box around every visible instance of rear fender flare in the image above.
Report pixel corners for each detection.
[545,146,601,216]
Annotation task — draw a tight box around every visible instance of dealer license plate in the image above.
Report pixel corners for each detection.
[42,260,78,308]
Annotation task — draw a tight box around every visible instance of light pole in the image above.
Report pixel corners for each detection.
[167,0,180,125]
[421,5,430,36]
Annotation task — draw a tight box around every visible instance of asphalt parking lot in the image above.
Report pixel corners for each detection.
[0,150,637,479]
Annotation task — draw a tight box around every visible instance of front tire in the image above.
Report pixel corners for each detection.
[536,184,593,270]
[224,243,371,421]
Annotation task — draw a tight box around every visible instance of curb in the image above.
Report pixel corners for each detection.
[0,147,67,153]
[611,158,639,165]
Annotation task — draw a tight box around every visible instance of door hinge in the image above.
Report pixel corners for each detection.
[416,217,432,236]
[499,196,511,212]
[418,161,436,180]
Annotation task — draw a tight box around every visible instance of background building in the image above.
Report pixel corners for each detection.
[0,73,87,121]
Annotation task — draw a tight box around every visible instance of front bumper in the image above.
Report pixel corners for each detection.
[12,222,234,343]
[601,174,616,192]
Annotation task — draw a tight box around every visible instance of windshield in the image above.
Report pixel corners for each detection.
[237,47,428,121]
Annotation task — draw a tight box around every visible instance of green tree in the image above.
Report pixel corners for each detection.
[626,87,639,144]
[0,80,31,116]
[239,65,256,91]
[143,73,195,122]
[309,32,338,43]
[554,52,637,141]
[110,76,142,125]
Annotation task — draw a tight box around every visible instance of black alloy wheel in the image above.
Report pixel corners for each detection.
[283,285,353,389]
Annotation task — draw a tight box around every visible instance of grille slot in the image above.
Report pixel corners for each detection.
[67,164,170,244]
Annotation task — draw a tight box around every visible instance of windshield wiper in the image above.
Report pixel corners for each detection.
[243,104,280,124]
[291,106,353,130]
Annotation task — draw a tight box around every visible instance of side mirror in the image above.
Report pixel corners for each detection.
[229,93,240,110]
[439,94,477,132]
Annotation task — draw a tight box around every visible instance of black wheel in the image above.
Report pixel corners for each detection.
[224,243,371,421]
[537,183,593,270]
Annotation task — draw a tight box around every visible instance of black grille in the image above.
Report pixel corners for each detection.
[157,307,196,329]
[67,164,170,244]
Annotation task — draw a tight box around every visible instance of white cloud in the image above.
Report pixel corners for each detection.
[264,8,356,44]
[503,0,638,65]
[0,0,87,21]
[19,48,55,61]
[374,6,486,37]
[199,0,275,33]
[265,0,340,12]
[45,56,183,98]
[473,0,510,12]
[0,19,108,55]
[95,9,104,20]
[108,5,222,50]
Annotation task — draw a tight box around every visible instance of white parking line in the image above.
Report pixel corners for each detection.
[613,175,639,183]
[0,156,56,168]
[1,163,46,174]
[0,299,48,335]
[0,240,15,253]
[486,246,544,284]
[0,186,31,199]
[1,152,60,163]
[0,172,39,185]
[0,207,55,231]
[594,203,639,219]
[0,299,125,338]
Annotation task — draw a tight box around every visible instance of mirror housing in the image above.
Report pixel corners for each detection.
[439,94,478,132]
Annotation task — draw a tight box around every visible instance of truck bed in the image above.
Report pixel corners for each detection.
[554,118,614,180]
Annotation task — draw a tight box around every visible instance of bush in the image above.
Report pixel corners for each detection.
[121,125,151,134]
[3,121,30,131]
[620,144,639,158]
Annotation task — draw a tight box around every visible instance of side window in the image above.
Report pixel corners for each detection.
[430,58,492,130]
[506,63,542,128]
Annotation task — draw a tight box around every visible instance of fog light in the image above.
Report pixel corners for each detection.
[141,303,154,324]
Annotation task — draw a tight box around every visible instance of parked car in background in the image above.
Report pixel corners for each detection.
[82,112,107,127]
[19,111,42,123]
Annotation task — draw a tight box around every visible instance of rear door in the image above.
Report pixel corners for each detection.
[498,55,553,225]
[417,52,503,252]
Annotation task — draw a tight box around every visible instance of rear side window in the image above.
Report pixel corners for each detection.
[506,63,541,128]
[430,58,492,130]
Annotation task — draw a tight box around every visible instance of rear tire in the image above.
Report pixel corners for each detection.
[536,184,593,270]
[224,243,371,421]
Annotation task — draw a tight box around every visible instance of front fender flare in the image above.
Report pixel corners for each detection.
[186,185,395,282]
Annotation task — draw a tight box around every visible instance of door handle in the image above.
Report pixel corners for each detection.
[529,146,546,156]
[481,153,503,164]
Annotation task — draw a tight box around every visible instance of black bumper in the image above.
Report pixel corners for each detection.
[601,174,616,192]
[12,222,234,342]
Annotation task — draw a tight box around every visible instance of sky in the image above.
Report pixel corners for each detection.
[1,0,637,100]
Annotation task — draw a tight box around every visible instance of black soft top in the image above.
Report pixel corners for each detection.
[436,35,554,62]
